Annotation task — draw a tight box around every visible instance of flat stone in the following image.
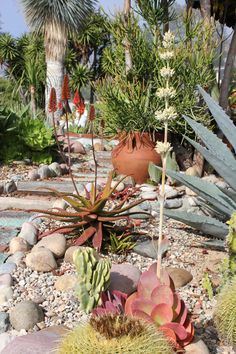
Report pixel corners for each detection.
[33,234,66,258]
[10,301,44,331]
[164,198,183,209]
[25,248,57,272]
[0,332,16,352]
[140,191,158,200]
[202,174,219,184]
[6,251,25,266]
[109,263,141,295]
[18,222,38,246]
[1,326,68,354]
[0,312,10,333]
[165,188,179,199]
[64,246,80,264]
[111,181,125,192]
[52,199,67,210]
[54,274,77,291]
[140,184,157,192]
[133,239,169,259]
[0,274,13,287]
[127,205,150,219]
[0,286,13,304]
[0,198,54,211]
[0,263,16,275]
[9,237,30,254]
[185,339,210,354]
[167,268,193,288]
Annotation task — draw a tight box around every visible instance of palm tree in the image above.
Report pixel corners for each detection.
[20,0,96,124]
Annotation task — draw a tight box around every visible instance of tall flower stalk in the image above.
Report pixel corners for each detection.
[155,31,177,278]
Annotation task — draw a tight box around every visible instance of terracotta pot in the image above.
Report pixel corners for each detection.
[112,132,162,184]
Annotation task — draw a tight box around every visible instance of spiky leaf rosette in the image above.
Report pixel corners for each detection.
[214,277,236,346]
[57,315,174,354]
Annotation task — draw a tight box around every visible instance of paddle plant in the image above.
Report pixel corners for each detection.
[124,263,194,349]
[33,172,148,251]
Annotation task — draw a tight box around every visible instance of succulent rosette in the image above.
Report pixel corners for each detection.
[124,263,194,349]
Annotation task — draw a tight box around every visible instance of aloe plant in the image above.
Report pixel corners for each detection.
[152,86,236,241]
[32,172,149,251]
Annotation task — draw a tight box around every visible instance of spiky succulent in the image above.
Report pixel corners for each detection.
[31,172,148,250]
[227,212,236,274]
[125,263,194,349]
[214,277,236,346]
[92,290,128,316]
[73,247,111,314]
[57,314,174,354]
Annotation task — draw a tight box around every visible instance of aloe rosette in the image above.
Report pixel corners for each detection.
[124,263,194,348]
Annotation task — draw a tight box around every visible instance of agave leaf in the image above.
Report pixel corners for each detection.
[151,303,173,326]
[184,136,236,192]
[198,85,236,152]
[183,115,236,166]
[163,323,188,341]
[163,168,236,215]
[29,208,86,218]
[151,285,174,307]
[74,226,97,246]
[92,221,103,250]
[132,299,155,316]
[163,209,228,239]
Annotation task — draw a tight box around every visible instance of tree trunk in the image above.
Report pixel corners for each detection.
[30,85,36,119]
[219,26,236,111]
[123,0,132,75]
[45,59,64,125]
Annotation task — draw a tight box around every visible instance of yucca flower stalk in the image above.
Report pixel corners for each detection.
[155,31,177,278]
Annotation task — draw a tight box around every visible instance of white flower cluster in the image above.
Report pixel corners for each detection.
[155,141,173,155]
[160,67,175,78]
[162,30,175,49]
[156,87,176,99]
[159,51,174,61]
[155,106,177,122]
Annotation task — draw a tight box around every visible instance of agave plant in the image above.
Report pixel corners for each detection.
[124,263,194,349]
[152,86,236,243]
[32,172,148,251]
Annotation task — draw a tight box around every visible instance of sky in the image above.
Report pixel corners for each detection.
[0,0,185,37]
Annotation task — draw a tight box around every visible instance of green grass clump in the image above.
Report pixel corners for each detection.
[57,315,174,354]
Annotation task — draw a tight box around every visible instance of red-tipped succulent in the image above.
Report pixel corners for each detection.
[48,87,57,113]
[92,290,128,316]
[125,263,194,349]
[61,73,70,101]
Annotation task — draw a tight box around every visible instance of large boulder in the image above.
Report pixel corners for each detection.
[9,237,30,254]
[18,222,38,246]
[108,263,141,295]
[9,301,44,331]
[25,248,57,272]
[32,233,66,258]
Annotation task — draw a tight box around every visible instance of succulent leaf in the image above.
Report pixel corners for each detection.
[151,304,173,326]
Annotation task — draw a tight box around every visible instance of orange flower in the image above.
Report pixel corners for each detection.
[73,89,81,106]
[77,101,85,115]
[61,74,70,101]
[48,87,57,112]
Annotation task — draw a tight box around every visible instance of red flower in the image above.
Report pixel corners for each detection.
[58,101,63,110]
[73,89,81,106]
[61,74,70,101]
[77,100,85,115]
[89,104,95,121]
[48,87,57,112]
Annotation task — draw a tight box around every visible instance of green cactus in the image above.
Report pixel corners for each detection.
[57,315,174,354]
[214,277,236,346]
[227,212,236,274]
[73,247,111,314]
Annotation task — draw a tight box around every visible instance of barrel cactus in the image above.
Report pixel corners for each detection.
[124,263,194,349]
[73,247,111,313]
[214,277,236,346]
[57,314,174,354]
